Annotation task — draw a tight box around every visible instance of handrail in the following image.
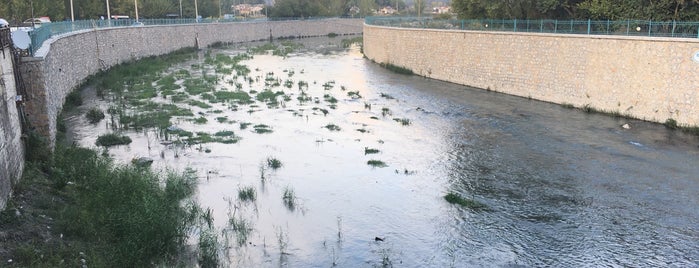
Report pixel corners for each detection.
[25,17,351,56]
[365,17,699,39]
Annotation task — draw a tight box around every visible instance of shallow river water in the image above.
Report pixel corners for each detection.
[67,37,699,267]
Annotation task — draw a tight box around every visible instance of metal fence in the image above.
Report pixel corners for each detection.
[365,17,699,39]
[25,17,340,56]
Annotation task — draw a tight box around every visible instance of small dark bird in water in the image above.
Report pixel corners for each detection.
[374,237,384,242]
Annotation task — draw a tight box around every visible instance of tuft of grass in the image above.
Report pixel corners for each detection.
[267,157,283,170]
[444,192,488,210]
[393,118,411,126]
[95,133,132,147]
[327,32,339,38]
[560,103,575,109]
[367,160,388,168]
[324,124,341,131]
[228,214,253,246]
[665,118,678,129]
[198,228,220,268]
[238,186,257,202]
[86,107,106,124]
[347,91,362,99]
[379,62,414,75]
[65,90,83,109]
[364,147,380,154]
[282,187,296,211]
[253,124,273,134]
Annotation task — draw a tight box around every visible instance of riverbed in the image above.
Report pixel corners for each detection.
[66,37,699,267]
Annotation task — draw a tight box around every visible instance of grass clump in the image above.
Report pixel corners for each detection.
[444,192,488,210]
[85,107,105,123]
[324,124,341,131]
[51,146,201,266]
[394,118,411,126]
[95,133,132,147]
[238,186,257,202]
[253,124,273,134]
[367,160,388,168]
[267,157,283,170]
[379,62,414,75]
[282,187,296,211]
[198,228,220,268]
[664,118,678,129]
[364,147,380,154]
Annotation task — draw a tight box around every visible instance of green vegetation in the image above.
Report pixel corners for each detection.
[324,123,342,131]
[394,118,412,126]
[198,228,220,268]
[65,90,83,109]
[364,147,380,154]
[267,157,283,170]
[341,37,364,48]
[367,160,388,168]
[282,186,297,211]
[238,186,257,202]
[451,0,699,21]
[228,213,253,246]
[379,63,414,75]
[85,107,105,123]
[253,124,273,134]
[1,145,202,267]
[95,133,132,147]
[444,192,488,210]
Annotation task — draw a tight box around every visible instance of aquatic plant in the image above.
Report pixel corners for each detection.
[444,192,488,210]
[393,118,411,126]
[364,147,380,154]
[282,187,296,211]
[86,107,105,124]
[253,124,273,134]
[367,160,388,168]
[238,186,257,202]
[198,227,220,268]
[228,213,253,246]
[379,62,414,75]
[347,91,362,99]
[324,124,341,131]
[95,133,132,147]
[379,93,394,100]
[267,157,283,170]
[381,107,391,117]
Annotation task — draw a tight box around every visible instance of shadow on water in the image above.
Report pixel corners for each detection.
[66,36,699,267]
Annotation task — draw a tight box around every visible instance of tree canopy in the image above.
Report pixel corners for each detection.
[451,0,699,20]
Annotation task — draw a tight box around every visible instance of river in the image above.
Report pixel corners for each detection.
[65,37,699,267]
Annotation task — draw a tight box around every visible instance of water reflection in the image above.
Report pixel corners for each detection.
[66,37,699,267]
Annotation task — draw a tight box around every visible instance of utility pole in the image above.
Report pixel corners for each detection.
[134,0,139,22]
[106,0,112,26]
[179,0,183,18]
[70,0,75,21]
[195,0,199,21]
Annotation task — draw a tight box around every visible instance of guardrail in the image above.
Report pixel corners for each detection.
[365,17,699,39]
[25,17,347,56]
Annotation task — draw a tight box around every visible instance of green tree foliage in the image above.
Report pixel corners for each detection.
[451,0,699,20]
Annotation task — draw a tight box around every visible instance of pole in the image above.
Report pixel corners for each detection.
[30,0,35,28]
[195,0,199,22]
[179,0,183,18]
[106,0,112,26]
[70,0,75,21]
[219,0,222,18]
[134,0,139,22]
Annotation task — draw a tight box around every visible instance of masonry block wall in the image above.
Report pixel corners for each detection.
[364,24,699,126]
[22,18,363,146]
[0,46,24,209]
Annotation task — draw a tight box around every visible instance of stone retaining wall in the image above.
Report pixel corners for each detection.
[0,46,24,209]
[363,24,699,126]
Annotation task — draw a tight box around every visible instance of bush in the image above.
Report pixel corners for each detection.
[86,107,106,124]
[95,133,132,147]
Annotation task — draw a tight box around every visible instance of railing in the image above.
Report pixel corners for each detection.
[0,27,11,50]
[25,17,345,56]
[365,17,699,39]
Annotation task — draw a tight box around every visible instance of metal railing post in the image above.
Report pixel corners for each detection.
[648,20,652,36]
[587,19,591,34]
[606,20,610,34]
[554,20,558,33]
[514,19,517,32]
[626,20,630,35]
[672,20,676,37]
